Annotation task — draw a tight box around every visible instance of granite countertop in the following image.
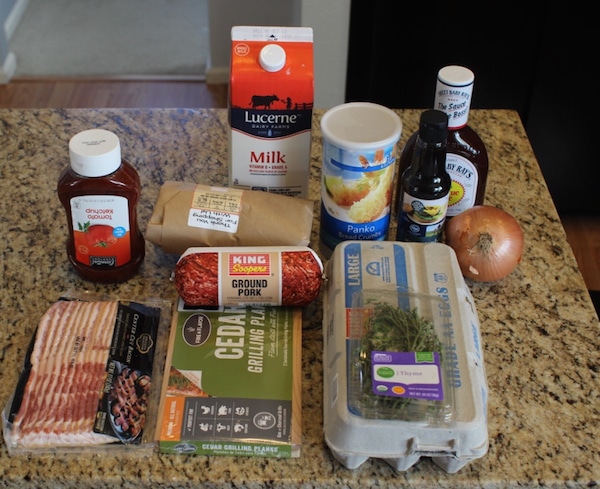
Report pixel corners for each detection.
[0,108,598,488]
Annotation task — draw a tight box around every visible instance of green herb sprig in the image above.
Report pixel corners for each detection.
[350,301,444,419]
[362,302,442,354]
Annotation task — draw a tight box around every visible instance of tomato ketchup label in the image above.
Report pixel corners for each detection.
[229,26,313,198]
[70,195,131,267]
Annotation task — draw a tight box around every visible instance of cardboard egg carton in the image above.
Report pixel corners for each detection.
[322,241,488,473]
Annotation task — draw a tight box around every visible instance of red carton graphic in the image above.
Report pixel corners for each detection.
[229,26,313,198]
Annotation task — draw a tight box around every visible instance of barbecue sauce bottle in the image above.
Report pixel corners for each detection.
[57,129,145,283]
[396,110,450,243]
[396,66,488,218]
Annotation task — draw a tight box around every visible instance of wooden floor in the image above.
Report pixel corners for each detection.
[560,215,600,291]
[1,77,599,291]
[0,77,228,109]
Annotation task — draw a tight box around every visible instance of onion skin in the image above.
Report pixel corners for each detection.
[445,205,525,282]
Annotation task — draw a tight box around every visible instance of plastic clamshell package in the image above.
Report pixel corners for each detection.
[322,241,489,473]
[347,288,456,424]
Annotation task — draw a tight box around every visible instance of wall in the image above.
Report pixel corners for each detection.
[345,0,596,214]
[0,0,25,83]
[207,0,295,84]
[296,0,350,109]
[207,0,349,108]
[524,2,595,214]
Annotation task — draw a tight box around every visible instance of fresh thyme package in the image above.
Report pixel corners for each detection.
[322,241,488,473]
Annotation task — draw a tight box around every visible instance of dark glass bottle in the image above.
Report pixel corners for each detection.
[57,129,145,283]
[395,110,450,243]
[396,66,488,218]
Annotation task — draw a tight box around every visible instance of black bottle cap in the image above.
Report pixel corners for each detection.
[418,110,448,143]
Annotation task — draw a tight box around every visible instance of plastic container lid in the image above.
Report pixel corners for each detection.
[259,44,286,72]
[69,129,121,177]
[320,102,403,151]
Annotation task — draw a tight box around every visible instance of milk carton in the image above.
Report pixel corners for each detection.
[229,26,314,198]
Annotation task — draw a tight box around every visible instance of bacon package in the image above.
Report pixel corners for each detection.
[174,246,323,307]
[2,296,169,455]
[146,181,315,255]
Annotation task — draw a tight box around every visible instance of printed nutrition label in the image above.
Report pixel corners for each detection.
[191,186,243,213]
[188,186,244,233]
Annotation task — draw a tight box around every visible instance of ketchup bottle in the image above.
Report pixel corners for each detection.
[57,129,145,283]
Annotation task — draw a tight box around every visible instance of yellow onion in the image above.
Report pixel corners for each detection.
[445,205,524,282]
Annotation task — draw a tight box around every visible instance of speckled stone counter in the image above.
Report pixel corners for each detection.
[0,108,598,488]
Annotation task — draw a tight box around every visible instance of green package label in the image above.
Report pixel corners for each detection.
[157,303,300,457]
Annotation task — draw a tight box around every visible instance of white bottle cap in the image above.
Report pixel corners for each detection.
[259,44,286,72]
[69,129,122,177]
[437,65,474,87]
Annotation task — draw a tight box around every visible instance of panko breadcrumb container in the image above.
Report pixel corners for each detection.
[319,103,402,257]
[322,241,488,472]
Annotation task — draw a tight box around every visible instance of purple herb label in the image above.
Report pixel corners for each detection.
[371,351,444,400]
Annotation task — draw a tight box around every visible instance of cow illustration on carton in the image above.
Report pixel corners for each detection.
[251,94,279,109]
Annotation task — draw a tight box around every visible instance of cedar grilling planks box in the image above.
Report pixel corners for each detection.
[156,300,302,457]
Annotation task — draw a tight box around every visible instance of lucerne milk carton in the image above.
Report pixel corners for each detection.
[229,26,314,198]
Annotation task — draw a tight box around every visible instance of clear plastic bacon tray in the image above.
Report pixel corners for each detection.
[2,291,172,456]
[322,241,488,473]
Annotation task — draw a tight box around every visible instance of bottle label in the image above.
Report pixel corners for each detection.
[70,195,131,268]
[446,153,479,216]
[435,80,473,129]
[397,194,448,242]
[320,145,396,251]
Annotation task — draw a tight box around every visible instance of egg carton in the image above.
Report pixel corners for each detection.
[322,241,489,473]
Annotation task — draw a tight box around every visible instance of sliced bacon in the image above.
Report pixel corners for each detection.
[8,300,118,448]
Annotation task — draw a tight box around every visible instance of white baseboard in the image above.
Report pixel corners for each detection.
[205,66,229,84]
[0,52,17,84]
[5,0,30,40]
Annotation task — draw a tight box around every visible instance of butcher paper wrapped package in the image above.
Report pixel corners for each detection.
[146,181,315,254]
